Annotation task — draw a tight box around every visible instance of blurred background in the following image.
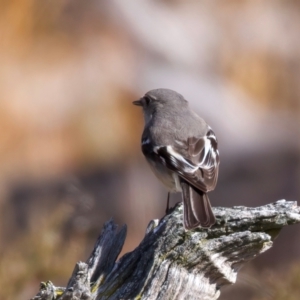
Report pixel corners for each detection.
[0,0,299,299]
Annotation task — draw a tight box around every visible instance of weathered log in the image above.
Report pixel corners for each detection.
[31,200,300,300]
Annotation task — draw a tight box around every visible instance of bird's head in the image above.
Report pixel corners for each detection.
[133,89,188,122]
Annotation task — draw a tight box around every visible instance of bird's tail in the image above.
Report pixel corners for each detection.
[181,180,216,230]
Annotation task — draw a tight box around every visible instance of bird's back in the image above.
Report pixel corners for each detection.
[147,107,208,147]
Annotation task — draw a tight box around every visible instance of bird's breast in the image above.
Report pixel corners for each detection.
[145,157,182,193]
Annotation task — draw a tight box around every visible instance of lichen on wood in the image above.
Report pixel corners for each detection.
[31,200,300,300]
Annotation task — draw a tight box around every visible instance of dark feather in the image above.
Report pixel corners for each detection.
[181,179,216,229]
[154,129,219,193]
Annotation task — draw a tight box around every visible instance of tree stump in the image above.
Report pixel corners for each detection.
[31,200,300,300]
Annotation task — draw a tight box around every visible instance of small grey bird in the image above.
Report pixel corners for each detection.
[133,88,219,229]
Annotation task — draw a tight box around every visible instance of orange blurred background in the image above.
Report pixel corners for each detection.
[0,1,299,299]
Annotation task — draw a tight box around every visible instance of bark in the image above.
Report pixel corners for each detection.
[31,200,300,300]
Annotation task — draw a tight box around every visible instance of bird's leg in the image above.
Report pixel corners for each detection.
[165,192,170,214]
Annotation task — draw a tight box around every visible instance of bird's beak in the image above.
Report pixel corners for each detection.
[132,99,143,106]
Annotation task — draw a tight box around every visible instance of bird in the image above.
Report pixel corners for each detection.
[133,88,219,230]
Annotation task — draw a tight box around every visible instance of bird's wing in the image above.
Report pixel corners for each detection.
[143,128,219,192]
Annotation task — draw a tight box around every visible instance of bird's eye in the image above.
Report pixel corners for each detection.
[144,96,151,105]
